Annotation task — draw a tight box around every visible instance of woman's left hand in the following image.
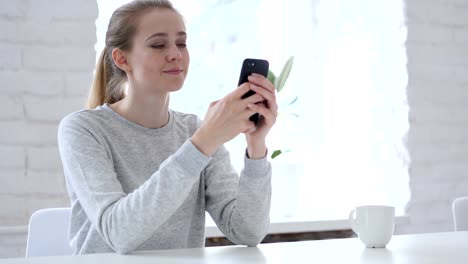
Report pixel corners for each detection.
[244,73,278,159]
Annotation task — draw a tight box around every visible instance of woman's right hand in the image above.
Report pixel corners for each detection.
[191,83,265,156]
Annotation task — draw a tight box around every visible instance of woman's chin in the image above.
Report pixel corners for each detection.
[160,75,187,92]
[166,83,184,92]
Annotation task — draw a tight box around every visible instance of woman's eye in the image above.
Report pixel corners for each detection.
[151,44,165,49]
[177,43,187,48]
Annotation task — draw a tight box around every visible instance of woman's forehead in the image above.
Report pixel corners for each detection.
[136,8,186,37]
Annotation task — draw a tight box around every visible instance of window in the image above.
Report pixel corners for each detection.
[96,0,409,224]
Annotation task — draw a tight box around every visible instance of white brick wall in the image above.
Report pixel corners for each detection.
[0,0,97,258]
[399,0,468,234]
[0,44,22,70]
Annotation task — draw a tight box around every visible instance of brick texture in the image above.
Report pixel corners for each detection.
[0,0,97,258]
[405,0,468,235]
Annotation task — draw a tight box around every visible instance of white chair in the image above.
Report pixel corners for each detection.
[452,197,468,231]
[26,207,73,257]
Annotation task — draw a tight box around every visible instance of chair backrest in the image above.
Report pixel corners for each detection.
[26,207,73,257]
[453,197,468,231]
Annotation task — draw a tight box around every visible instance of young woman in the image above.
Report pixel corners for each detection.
[58,0,277,254]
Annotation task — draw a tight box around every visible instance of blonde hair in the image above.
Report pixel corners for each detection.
[87,0,179,109]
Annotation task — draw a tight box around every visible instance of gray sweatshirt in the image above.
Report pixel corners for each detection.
[57,104,271,254]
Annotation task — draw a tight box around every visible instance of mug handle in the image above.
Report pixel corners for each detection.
[348,209,358,234]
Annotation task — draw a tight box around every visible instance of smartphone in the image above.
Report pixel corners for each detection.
[238,58,269,125]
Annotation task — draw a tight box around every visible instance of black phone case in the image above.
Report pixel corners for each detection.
[238,58,269,124]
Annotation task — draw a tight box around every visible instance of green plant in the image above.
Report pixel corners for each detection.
[267,56,295,159]
[267,56,294,94]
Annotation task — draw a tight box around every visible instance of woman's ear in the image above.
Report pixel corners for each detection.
[111,48,131,72]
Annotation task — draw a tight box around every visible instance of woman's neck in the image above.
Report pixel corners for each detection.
[110,91,170,129]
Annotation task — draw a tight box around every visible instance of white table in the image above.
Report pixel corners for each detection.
[2,231,468,263]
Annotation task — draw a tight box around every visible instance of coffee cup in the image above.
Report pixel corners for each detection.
[348,205,395,248]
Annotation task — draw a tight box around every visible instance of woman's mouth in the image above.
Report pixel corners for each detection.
[163,68,183,75]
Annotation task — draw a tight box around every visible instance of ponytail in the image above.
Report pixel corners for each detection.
[86,48,126,109]
[87,49,107,109]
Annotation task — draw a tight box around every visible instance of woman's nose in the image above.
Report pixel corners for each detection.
[167,45,182,61]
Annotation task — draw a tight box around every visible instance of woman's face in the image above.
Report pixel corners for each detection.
[125,8,189,94]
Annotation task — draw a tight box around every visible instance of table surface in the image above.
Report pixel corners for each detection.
[2,231,468,264]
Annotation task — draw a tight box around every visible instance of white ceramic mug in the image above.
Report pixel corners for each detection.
[349,205,395,248]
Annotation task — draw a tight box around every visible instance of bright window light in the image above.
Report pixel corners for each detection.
[96,0,409,224]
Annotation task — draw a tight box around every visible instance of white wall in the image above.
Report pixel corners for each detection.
[0,0,97,258]
[398,0,468,234]
[0,0,468,259]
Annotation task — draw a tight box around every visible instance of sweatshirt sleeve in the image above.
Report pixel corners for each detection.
[204,145,272,246]
[58,114,211,254]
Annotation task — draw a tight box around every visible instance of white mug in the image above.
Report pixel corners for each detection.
[349,205,395,248]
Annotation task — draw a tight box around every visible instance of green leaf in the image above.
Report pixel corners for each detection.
[271,150,282,159]
[267,70,276,87]
[274,56,294,93]
[288,96,298,105]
